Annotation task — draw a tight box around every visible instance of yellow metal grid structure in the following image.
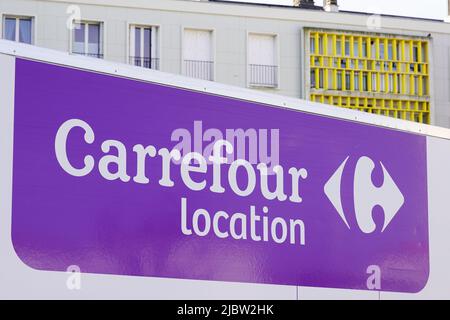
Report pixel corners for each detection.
[307,29,431,124]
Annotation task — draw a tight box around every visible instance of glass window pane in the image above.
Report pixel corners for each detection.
[19,18,32,44]
[388,43,393,60]
[336,40,342,56]
[4,18,16,41]
[414,76,419,94]
[345,72,351,89]
[74,23,84,42]
[337,71,342,90]
[371,40,376,58]
[310,70,315,88]
[422,77,427,94]
[421,45,426,63]
[73,23,85,54]
[88,24,100,56]
[380,42,385,59]
[144,28,151,59]
[134,27,141,58]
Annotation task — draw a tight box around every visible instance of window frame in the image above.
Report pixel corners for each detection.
[127,23,161,70]
[181,26,216,81]
[69,20,104,58]
[2,15,35,45]
[246,31,280,89]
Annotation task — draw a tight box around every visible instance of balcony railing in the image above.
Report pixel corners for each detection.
[72,51,104,59]
[183,60,214,81]
[129,56,160,70]
[249,64,278,88]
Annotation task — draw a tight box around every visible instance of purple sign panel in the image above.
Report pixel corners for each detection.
[11,58,429,293]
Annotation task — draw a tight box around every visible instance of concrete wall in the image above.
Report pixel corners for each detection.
[1,0,450,127]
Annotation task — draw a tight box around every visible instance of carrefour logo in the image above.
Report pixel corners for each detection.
[324,156,405,234]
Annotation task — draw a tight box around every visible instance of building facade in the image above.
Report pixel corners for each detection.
[1,0,450,127]
[307,29,431,123]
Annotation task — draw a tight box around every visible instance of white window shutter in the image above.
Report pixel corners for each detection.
[248,34,275,66]
[184,29,212,61]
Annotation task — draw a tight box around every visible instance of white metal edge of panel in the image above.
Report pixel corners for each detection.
[380,136,450,300]
[0,52,299,300]
[301,138,450,300]
[1,40,449,141]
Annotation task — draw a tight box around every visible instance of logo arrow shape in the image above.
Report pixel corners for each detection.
[324,156,350,229]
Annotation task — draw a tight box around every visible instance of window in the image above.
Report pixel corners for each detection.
[337,71,342,90]
[345,40,350,56]
[372,73,377,91]
[380,42,385,59]
[336,39,342,56]
[362,73,368,91]
[388,43,393,60]
[389,74,394,93]
[310,70,316,88]
[413,45,419,62]
[393,62,398,71]
[319,69,324,89]
[310,37,316,54]
[72,21,103,58]
[248,33,278,88]
[423,77,428,95]
[129,25,159,70]
[345,71,351,90]
[362,39,368,57]
[354,72,360,91]
[380,74,385,92]
[414,76,419,95]
[318,37,323,55]
[3,16,33,44]
[421,45,427,63]
[183,28,214,81]
[371,40,376,59]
